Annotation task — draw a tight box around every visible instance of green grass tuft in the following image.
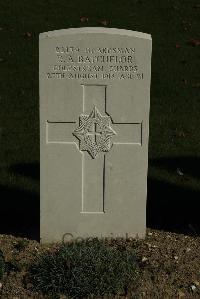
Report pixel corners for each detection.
[29,238,139,298]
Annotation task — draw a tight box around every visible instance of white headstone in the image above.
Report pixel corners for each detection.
[40,27,152,242]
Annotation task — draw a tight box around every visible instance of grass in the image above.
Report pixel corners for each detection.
[29,238,139,298]
[0,0,199,237]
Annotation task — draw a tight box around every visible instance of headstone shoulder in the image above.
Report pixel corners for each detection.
[39,27,151,40]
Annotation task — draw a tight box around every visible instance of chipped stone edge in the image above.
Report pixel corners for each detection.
[39,27,151,40]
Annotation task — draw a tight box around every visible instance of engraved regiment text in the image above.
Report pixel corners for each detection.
[46,46,144,80]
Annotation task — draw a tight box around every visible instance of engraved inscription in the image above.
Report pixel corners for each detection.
[46,45,144,81]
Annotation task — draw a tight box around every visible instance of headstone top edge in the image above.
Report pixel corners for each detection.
[39,27,151,40]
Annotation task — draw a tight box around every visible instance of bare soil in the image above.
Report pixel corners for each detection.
[0,229,200,298]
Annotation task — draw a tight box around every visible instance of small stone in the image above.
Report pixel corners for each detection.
[141,291,146,296]
[188,39,200,46]
[25,32,32,38]
[26,283,33,289]
[181,79,187,85]
[193,280,200,286]
[142,256,148,262]
[177,290,185,298]
[80,16,89,23]
[99,19,109,26]
[146,242,151,247]
[148,232,153,236]
[186,247,191,252]
[177,168,184,176]
[174,256,179,260]
[191,285,196,291]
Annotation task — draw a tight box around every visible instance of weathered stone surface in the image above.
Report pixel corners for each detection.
[40,27,152,242]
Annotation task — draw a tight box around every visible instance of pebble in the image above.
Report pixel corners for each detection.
[177,290,185,298]
[141,291,146,296]
[191,285,196,291]
[177,168,184,176]
[174,256,179,260]
[193,280,200,286]
[142,257,148,262]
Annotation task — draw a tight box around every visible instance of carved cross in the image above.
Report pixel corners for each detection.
[47,85,142,213]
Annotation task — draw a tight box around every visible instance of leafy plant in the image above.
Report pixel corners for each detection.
[29,238,139,298]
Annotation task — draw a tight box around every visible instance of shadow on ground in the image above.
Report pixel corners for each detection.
[0,184,39,240]
[150,156,200,180]
[0,158,199,240]
[0,162,40,240]
[147,157,200,236]
[10,162,40,181]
